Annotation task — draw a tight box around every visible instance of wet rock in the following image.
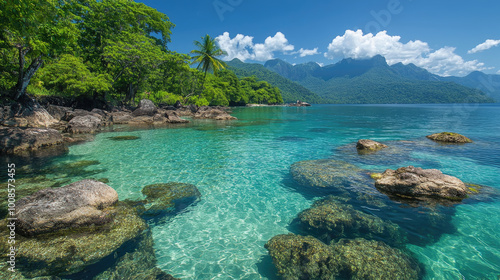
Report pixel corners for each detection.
[374,166,469,201]
[356,139,388,152]
[138,182,201,218]
[64,115,102,134]
[426,132,472,143]
[164,110,189,123]
[1,202,147,277]
[297,196,405,246]
[16,179,118,237]
[0,127,65,155]
[331,238,422,280]
[110,111,134,124]
[194,106,237,120]
[62,109,100,122]
[265,234,340,280]
[290,159,372,195]
[133,99,157,116]
[288,101,311,107]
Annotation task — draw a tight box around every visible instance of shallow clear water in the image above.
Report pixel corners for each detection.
[22,104,500,279]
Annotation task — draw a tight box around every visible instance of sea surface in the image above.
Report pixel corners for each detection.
[11,104,500,279]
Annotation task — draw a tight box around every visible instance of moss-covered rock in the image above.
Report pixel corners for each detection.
[331,238,422,280]
[297,196,405,246]
[0,203,147,277]
[426,132,472,143]
[290,159,372,195]
[265,234,340,280]
[136,182,201,218]
[356,139,388,153]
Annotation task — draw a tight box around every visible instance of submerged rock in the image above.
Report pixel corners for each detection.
[374,166,469,201]
[265,234,339,280]
[16,179,118,237]
[109,136,140,141]
[132,182,201,218]
[0,127,65,155]
[290,159,372,195]
[297,196,405,246]
[331,238,422,280]
[133,99,157,116]
[426,132,472,143]
[356,139,388,152]
[1,203,147,277]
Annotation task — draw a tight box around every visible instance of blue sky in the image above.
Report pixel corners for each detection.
[139,0,500,77]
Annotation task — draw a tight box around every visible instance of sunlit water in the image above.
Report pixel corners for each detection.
[16,104,500,279]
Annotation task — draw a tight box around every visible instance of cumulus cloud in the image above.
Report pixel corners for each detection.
[325,29,487,76]
[296,48,320,57]
[215,32,294,61]
[468,39,500,54]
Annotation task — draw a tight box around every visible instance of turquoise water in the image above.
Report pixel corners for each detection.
[24,104,500,279]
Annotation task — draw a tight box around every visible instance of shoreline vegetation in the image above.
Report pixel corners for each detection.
[0,1,498,279]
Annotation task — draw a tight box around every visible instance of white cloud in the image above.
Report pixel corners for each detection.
[497,70,500,74]
[296,48,320,57]
[468,39,500,54]
[325,29,487,76]
[317,62,324,67]
[215,32,294,61]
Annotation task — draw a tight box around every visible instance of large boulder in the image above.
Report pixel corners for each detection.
[16,179,118,237]
[133,99,157,116]
[46,104,73,121]
[297,196,405,246]
[164,110,189,123]
[1,202,147,277]
[374,166,469,201]
[0,127,65,155]
[356,139,388,152]
[330,238,422,280]
[64,115,102,134]
[193,106,237,120]
[110,111,134,124]
[265,234,339,280]
[138,182,201,218]
[426,132,472,143]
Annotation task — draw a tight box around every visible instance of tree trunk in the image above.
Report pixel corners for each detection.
[8,48,56,127]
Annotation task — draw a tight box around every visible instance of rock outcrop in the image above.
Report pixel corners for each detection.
[0,127,65,155]
[64,114,102,134]
[374,166,469,201]
[16,179,118,237]
[193,106,237,120]
[133,99,157,116]
[356,139,388,152]
[426,132,472,143]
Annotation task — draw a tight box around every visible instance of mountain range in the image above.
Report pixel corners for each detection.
[226,55,498,104]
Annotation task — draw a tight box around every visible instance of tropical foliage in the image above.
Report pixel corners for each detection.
[0,0,283,107]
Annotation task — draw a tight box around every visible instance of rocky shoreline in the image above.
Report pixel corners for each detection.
[0,99,237,156]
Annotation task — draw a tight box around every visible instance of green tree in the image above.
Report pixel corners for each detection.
[36,54,112,98]
[0,0,78,109]
[190,34,227,87]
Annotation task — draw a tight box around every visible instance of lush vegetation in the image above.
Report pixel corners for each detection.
[226,59,325,104]
[263,56,495,104]
[0,0,282,108]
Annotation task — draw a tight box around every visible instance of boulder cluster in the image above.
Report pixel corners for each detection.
[0,179,201,279]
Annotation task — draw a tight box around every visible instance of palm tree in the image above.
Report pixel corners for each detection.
[190,34,227,85]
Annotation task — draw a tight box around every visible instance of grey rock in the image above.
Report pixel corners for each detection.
[65,115,101,134]
[0,127,65,155]
[374,166,469,201]
[16,179,118,237]
[133,99,157,116]
[356,139,388,152]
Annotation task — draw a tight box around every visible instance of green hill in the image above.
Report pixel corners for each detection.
[226,59,325,104]
[263,56,494,104]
